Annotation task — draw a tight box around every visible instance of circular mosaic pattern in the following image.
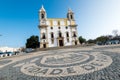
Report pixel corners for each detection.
[41,52,89,66]
[21,52,112,77]
[0,60,12,65]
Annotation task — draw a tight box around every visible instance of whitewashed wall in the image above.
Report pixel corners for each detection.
[46,20,73,47]
[40,19,78,47]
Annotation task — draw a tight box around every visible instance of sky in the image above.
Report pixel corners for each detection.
[0,0,120,48]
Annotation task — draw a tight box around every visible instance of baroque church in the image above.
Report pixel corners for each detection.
[38,6,80,48]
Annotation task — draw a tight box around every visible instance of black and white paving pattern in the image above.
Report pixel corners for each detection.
[0,45,120,80]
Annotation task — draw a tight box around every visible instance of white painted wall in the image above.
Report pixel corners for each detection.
[40,19,78,47]
[0,47,19,52]
[46,20,74,47]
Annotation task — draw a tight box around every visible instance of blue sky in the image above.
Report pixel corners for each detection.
[0,0,120,48]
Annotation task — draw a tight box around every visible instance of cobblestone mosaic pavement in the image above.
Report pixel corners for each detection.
[0,45,120,80]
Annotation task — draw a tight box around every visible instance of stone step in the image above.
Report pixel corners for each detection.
[36,44,94,51]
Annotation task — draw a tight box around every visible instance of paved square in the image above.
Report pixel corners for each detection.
[0,45,120,80]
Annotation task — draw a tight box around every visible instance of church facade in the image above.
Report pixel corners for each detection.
[38,6,80,48]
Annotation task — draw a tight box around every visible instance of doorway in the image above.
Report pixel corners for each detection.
[75,41,77,45]
[43,44,46,48]
[59,40,64,46]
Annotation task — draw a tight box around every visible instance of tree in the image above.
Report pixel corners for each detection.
[112,30,119,37]
[26,35,40,48]
[87,39,96,44]
[95,36,109,44]
[79,36,86,44]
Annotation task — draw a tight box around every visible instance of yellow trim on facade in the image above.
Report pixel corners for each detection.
[49,20,52,27]
[47,18,74,26]
[71,21,75,25]
[65,19,68,26]
[48,18,67,20]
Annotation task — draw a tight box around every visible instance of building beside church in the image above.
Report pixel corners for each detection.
[38,6,80,48]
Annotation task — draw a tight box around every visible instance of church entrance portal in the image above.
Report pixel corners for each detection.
[43,44,46,48]
[75,41,77,45]
[59,40,64,47]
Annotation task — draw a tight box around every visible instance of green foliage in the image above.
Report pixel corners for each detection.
[79,36,86,44]
[87,36,109,44]
[26,35,39,48]
[87,39,96,44]
[96,36,109,43]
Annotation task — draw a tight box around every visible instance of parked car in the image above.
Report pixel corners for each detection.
[0,52,7,57]
[25,48,34,53]
[5,52,15,56]
[14,51,20,55]
[106,40,120,45]
[0,52,4,57]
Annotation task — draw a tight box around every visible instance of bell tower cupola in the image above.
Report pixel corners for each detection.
[39,5,47,21]
[67,8,74,21]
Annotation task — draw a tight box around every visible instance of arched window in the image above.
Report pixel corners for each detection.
[67,14,69,19]
[71,15,73,19]
[41,13,44,19]
[73,32,77,37]
[66,32,69,37]
[42,33,46,39]
[59,31,62,37]
[75,41,77,45]
[51,32,54,38]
